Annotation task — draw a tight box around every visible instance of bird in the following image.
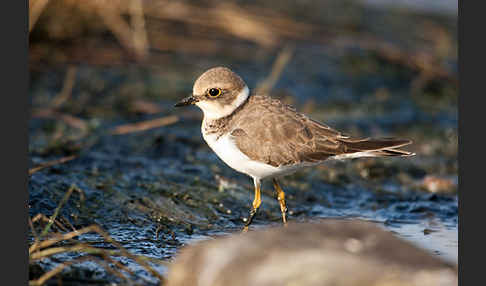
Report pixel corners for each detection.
[175,66,414,231]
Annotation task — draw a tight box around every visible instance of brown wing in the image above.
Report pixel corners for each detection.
[230,96,347,167]
[231,95,413,167]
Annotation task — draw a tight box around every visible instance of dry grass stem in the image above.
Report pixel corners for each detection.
[99,254,136,280]
[110,115,179,135]
[131,100,164,114]
[29,155,77,176]
[91,256,133,283]
[30,242,168,266]
[31,0,455,83]
[29,256,92,286]
[29,217,40,249]
[30,225,95,254]
[130,0,149,59]
[255,45,294,94]
[144,1,315,47]
[29,223,167,284]
[29,0,50,33]
[88,0,148,60]
[31,213,69,233]
[59,216,78,232]
[38,185,79,238]
[30,244,89,260]
[30,253,134,286]
[50,66,77,108]
[78,225,166,281]
[31,109,88,131]
[95,3,137,56]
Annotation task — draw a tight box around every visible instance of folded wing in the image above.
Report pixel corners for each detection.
[231,95,413,167]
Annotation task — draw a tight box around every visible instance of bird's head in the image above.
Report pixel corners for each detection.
[175,67,250,120]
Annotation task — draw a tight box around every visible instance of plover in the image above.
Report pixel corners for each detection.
[175,67,414,231]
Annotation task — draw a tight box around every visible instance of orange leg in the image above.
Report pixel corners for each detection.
[273,179,288,225]
[243,178,262,232]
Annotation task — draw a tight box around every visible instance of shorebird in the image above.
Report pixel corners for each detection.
[175,67,414,231]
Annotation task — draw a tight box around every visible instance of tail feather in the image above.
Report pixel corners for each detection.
[333,137,415,159]
[368,148,415,157]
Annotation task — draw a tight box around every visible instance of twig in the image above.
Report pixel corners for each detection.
[74,226,166,281]
[31,109,88,131]
[129,0,149,60]
[31,213,69,233]
[30,243,168,266]
[29,256,92,286]
[59,216,78,232]
[255,45,294,94]
[99,253,136,280]
[29,155,76,176]
[29,217,40,250]
[39,185,77,238]
[130,100,163,114]
[144,1,315,47]
[92,256,134,283]
[110,115,178,135]
[50,66,77,108]
[29,253,135,286]
[30,244,89,260]
[29,225,166,281]
[93,2,136,55]
[90,0,148,60]
[29,0,50,33]
[30,225,96,254]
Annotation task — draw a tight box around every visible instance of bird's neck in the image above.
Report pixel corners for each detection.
[201,85,250,121]
[202,87,250,138]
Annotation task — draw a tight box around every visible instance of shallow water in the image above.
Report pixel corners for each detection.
[388,219,458,264]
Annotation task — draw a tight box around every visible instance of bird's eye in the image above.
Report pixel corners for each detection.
[208,88,222,98]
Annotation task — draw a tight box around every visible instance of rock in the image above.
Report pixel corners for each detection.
[166,219,457,286]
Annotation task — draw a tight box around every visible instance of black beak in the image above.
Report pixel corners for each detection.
[174,95,198,107]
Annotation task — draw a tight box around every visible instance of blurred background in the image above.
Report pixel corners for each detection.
[29,0,457,284]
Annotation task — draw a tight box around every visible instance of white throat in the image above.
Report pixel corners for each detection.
[196,85,249,120]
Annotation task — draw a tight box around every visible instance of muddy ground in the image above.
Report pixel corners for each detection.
[29,0,457,285]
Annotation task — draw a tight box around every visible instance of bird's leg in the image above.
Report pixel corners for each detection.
[243,178,262,232]
[273,179,288,225]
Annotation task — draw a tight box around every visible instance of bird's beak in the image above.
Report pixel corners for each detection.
[174,95,198,107]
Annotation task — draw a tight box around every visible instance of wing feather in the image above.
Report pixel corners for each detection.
[230,95,413,167]
[231,96,344,166]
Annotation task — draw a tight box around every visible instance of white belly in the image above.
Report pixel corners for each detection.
[202,130,299,180]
